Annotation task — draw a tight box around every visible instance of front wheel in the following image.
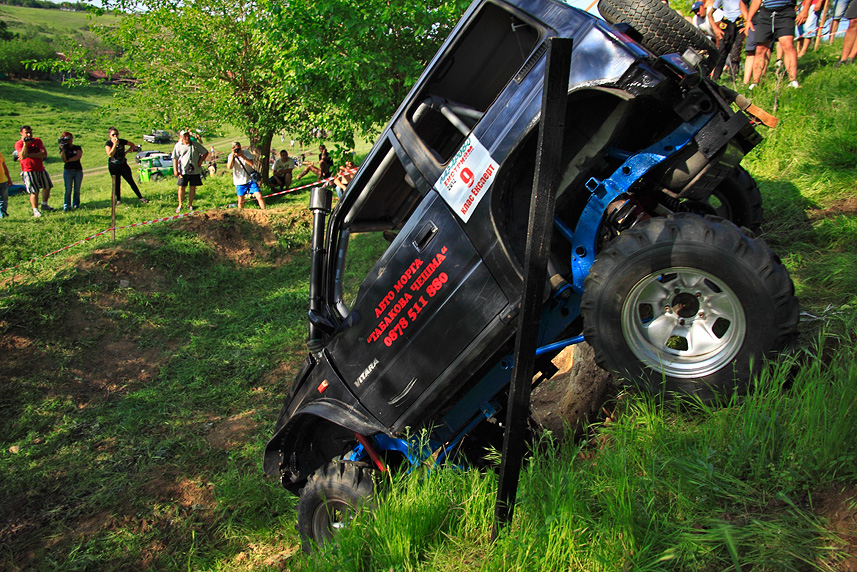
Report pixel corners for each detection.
[297,461,376,553]
[581,214,798,400]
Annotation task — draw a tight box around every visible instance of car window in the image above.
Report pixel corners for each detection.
[334,140,424,314]
[408,2,540,163]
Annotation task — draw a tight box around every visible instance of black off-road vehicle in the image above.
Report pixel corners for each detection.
[264,0,799,550]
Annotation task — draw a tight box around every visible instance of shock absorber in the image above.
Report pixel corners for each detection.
[604,196,652,238]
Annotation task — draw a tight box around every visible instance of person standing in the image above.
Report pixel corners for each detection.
[835,0,857,63]
[709,0,750,80]
[796,0,823,57]
[15,125,54,217]
[227,141,266,210]
[828,0,852,42]
[105,127,149,205]
[0,149,11,219]
[747,0,811,88]
[171,130,208,213]
[59,131,83,211]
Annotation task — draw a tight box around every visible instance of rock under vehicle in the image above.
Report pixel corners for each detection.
[264,0,799,550]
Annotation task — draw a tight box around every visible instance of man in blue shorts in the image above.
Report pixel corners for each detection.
[747,0,811,88]
[227,141,266,210]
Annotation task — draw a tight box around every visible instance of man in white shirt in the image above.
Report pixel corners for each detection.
[227,141,266,210]
[691,1,718,39]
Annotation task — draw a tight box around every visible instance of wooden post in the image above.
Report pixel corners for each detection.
[492,37,573,540]
[111,174,117,241]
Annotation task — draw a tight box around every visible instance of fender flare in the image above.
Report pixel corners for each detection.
[263,399,387,488]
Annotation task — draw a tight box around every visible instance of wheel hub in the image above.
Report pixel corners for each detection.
[670,291,700,318]
[621,267,747,379]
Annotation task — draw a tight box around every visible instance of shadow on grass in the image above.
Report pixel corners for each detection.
[0,213,312,569]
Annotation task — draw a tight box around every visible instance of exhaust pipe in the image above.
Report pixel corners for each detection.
[307,185,334,351]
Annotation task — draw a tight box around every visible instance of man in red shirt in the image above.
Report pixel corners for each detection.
[14,125,54,217]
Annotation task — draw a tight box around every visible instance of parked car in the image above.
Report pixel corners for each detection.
[137,153,174,182]
[135,149,166,164]
[142,129,172,144]
[264,0,799,551]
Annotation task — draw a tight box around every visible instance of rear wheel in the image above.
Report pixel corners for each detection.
[581,214,798,400]
[598,0,719,70]
[297,461,376,553]
[682,167,763,233]
[151,172,163,182]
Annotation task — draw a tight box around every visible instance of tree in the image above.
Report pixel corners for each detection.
[40,0,470,176]
[261,0,471,149]
[0,20,15,41]
[49,0,297,178]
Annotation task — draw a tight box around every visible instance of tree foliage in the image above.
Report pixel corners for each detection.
[53,0,297,175]
[39,0,471,172]
[0,20,16,41]
[262,0,471,148]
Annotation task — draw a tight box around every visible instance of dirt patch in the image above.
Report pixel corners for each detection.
[78,246,166,293]
[142,466,217,509]
[173,209,287,266]
[205,411,259,450]
[813,483,857,571]
[808,197,857,221]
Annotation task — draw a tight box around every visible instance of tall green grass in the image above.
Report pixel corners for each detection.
[296,321,856,572]
[738,44,857,312]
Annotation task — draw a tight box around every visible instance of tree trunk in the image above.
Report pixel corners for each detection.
[249,129,274,183]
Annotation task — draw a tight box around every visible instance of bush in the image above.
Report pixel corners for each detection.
[0,38,56,78]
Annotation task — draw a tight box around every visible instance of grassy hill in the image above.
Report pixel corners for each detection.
[0,37,856,572]
[0,4,116,40]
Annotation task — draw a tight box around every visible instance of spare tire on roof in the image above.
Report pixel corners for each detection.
[598,0,720,71]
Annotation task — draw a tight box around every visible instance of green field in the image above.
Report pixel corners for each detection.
[1,21,856,572]
[0,3,116,38]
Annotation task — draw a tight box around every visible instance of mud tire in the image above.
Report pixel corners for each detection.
[597,0,720,70]
[297,461,375,553]
[581,213,798,400]
[683,167,764,233]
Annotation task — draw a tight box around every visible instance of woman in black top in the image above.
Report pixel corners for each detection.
[104,127,149,204]
[59,131,83,211]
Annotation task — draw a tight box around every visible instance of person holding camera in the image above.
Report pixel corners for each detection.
[0,149,11,219]
[105,127,150,205]
[59,131,83,211]
[15,125,54,217]
[227,141,266,210]
[171,130,208,213]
